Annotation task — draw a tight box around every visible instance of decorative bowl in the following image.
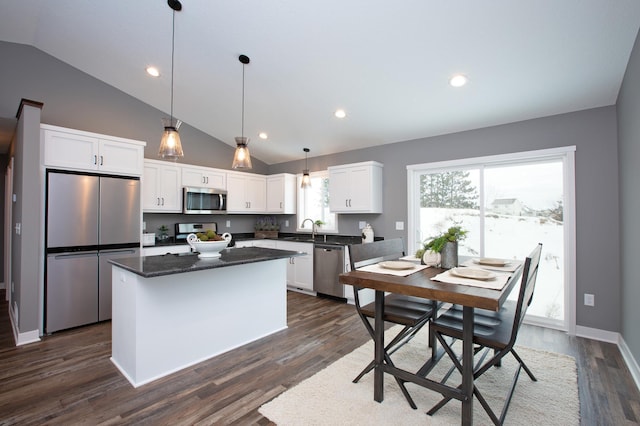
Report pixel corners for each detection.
[187,232,232,258]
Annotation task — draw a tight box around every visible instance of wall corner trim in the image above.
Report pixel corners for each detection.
[16,98,44,119]
[8,303,41,346]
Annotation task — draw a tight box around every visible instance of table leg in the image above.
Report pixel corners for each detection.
[374,290,385,402]
[461,306,474,425]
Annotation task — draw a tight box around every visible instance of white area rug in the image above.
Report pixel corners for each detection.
[260,326,579,425]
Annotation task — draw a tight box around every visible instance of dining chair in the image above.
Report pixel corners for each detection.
[427,243,542,425]
[347,238,439,409]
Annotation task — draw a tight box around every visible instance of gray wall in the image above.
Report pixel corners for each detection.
[617,30,640,361]
[270,107,621,333]
[0,40,627,336]
[0,41,268,174]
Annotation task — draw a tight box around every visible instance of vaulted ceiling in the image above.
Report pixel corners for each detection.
[1,0,639,164]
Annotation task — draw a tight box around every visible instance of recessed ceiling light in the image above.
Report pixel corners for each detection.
[449,74,468,87]
[146,66,160,77]
[334,109,346,119]
[259,132,268,140]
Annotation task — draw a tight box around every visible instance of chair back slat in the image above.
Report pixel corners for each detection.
[348,238,405,270]
[509,243,543,345]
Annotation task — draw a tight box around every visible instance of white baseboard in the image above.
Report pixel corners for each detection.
[575,325,619,344]
[619,336,640,394]
[8,304,40,346]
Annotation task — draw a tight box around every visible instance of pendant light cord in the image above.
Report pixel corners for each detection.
[170,9,176,125]
[241,62,245,139]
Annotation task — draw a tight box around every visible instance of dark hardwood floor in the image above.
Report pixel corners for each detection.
[0,289,638,425]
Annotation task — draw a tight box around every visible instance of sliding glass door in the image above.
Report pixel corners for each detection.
[407,147,575,330]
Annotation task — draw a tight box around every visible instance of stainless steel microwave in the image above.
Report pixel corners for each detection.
[183,187,227,214]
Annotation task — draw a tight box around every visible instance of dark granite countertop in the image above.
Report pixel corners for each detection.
[143,233,382,248]
[110,246,302,278]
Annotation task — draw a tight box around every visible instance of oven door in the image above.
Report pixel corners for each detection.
[183,187,227,214]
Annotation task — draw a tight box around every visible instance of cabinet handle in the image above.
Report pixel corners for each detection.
[94,155,98,165]
[280,202,283,209]
[345,199,348,208]
[100,155,104,166]
[161,197,165,206]
[206,176,209,184]
[157,197,160,206]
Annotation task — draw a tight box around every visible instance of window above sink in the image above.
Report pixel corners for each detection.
[296,170,338,233]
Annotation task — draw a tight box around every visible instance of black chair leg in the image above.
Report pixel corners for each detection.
[353,359,375,383]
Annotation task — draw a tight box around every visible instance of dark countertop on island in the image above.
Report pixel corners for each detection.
[110,246,302,278]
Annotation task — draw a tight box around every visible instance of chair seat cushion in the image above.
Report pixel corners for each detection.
[360,294,435,326]
[431,301,517,349]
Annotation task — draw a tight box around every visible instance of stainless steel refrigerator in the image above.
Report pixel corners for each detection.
[45,171,140,333]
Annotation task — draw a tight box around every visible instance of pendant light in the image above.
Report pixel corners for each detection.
[232,54,253,169]
[158,0,185,160]
[301,148,311,188]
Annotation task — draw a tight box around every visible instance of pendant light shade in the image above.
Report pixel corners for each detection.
[159,122,183,159]
[301,148,311,188]
[158,0,184,160]
[232,136,252,169]
[232,54,252,169]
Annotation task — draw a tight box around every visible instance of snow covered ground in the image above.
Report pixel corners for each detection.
[419,208,564,319]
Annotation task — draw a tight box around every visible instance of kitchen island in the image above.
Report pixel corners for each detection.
[109,246,301,387]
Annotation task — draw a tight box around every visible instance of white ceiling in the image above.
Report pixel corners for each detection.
[1,0,639,164]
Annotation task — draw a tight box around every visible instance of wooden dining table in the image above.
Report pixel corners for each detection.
[339,264,522,426]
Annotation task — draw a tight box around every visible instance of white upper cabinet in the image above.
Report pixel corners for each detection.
[42,124,145,176]
[143,159,182,212]
[328,161,383,213]
[182,165,226,190]
[226,172,266,213]
[266,173,296,214]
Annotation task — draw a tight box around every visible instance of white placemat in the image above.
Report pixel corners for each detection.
[432,269,511,290]
[461,258,522,273]
[357,262,430,277]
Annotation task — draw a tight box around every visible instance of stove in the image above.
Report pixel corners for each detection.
[174,222,218,242]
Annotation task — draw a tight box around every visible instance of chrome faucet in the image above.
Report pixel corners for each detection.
[301,218,316,240]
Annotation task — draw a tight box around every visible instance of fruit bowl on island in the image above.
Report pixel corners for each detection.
[187,232,232,258]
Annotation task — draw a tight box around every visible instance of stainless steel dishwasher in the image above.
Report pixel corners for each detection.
[313,244,345,298]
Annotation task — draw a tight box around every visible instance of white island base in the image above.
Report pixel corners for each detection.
[110,258,287,387]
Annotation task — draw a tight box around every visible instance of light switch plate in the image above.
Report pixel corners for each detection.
[226,220,231,227]
[584,293,595,306]
[359,221,366,229]
[395,221,405,230]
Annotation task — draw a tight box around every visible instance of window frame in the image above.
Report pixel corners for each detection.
[407,146,576,334]
[296,170,338,234]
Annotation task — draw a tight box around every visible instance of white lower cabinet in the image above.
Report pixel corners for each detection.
[234,239,277,249]
[276,241,314,293]
[142,245,192,256]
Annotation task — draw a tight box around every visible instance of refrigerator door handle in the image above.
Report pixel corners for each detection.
[53,251,99,259]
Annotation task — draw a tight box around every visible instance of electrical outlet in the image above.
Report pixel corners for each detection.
[226,220,231,227]
[359,221,366,229]
[395,221,405,230]
[285,220,289,227]
[584,293,595,306]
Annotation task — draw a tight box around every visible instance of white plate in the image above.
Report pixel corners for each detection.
[449,267,496,280]
[473,258,509,267]
[378,261,415,270]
